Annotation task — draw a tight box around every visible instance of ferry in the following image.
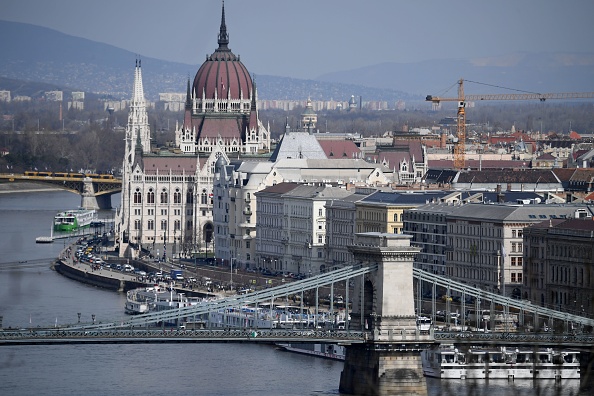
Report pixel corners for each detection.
[54,208,97,231]
[421,344,580,380]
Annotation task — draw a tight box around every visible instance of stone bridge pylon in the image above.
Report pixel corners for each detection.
[340,232,433,396]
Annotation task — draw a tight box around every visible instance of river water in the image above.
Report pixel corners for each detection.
[0,191,585,395]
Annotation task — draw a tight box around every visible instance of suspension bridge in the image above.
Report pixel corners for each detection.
[2,233,593,395]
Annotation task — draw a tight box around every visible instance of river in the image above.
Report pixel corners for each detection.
[0,190,584,395]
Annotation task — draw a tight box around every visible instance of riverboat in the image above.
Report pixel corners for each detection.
[53,208,97,231]
[124,285,205,316]
[421,344,580,380]
[276,343,346,361]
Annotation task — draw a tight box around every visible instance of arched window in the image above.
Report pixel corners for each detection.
[160,189,168,204]
[134,219,140,230]
[174,188,181,204]
[201,189,207,205]
[160,220,167,230]
[147,220,154,230]
[134,188,142,204]
[174,220,181,231]
[186,189,194,204]
[393,213,398,222]
[147,189,154,204]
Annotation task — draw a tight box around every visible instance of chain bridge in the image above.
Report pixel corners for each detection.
[0,172,121,209]
[2,233,593,394]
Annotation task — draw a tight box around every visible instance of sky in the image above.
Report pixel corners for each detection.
[2,0,594,80]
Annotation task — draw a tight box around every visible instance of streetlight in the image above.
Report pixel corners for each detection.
[496,249,505,296]
[230,257,236,290]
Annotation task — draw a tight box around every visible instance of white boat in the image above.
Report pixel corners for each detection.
[421,344,580,380]
[54,208,97,231]
[125,285,204,316]
[125,286,159,314]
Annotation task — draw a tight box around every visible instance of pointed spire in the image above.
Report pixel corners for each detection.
[186,76,192,107]
[133,57,145,104]
[218,1,229,49]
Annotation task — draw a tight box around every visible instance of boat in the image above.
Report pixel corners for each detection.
[421,344,581,380]
[54,208,97,231]
[125,285,205,316]
[276,343,346,361]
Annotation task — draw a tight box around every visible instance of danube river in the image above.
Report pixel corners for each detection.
[0,190,584,395]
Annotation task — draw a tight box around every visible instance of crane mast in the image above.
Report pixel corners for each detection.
[426,79,594,170]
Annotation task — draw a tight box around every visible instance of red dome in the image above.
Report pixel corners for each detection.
[192,4,253,101]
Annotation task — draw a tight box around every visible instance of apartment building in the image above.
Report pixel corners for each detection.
[523,217,594,316]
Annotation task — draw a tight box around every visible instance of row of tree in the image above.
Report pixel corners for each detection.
[1,100,592,174]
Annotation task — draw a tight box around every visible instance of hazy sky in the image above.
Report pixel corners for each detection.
[3,0,594,79]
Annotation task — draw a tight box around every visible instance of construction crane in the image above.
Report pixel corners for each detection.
[426,79,594,169]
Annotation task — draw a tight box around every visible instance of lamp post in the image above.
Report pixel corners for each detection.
[496,249,504,296]
[230,257,236,290]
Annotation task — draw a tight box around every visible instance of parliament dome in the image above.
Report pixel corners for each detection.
[192,4,253,101]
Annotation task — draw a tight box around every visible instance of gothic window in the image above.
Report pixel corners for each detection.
[160,220,167,230]
[201,189,208,205]
[186,189,194,204]
[148,220,154,230]
[174,188,181,204]
[147,189,155,204]
[174,220,181,231]
[186,220,193,230]
[160,189,168,204]
[134,188,142,204]
[134,219,140,230]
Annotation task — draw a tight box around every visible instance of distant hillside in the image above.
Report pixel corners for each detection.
[316,53,594,96]
[4,20,590,104]
[0,20,415,103]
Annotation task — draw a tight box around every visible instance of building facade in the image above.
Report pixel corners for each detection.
[523,218,594,316]
[444,203,593,298]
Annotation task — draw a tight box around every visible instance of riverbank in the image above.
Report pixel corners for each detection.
[0,181,61,194]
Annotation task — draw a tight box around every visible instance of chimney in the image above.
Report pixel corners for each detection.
[497,191,505,203]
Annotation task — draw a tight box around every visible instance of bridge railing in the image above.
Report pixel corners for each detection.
[73,263,378,331]
[413,268,594,329]
[0,328,369,344]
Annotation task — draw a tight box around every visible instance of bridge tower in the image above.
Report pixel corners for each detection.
[340,232,432,396]
[80,177,112,210]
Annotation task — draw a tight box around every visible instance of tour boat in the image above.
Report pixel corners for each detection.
[421,344,580,380]
[53,208,97,231]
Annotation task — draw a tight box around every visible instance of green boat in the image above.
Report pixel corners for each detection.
[53,209,97,232]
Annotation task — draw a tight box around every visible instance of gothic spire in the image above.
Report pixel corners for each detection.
[133,57,145,104]
[186,76,192,108]
[217,1,229,49]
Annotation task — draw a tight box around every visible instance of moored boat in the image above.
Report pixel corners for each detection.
[276,343,346,361]
[54,208,97,231]
[421,344,580,380]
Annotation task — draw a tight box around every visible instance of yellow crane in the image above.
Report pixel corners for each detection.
[426,79,594,169]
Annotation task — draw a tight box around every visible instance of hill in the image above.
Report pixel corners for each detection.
[0,20,415,103]
[1,20,592,103]
[317,53,594,96]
